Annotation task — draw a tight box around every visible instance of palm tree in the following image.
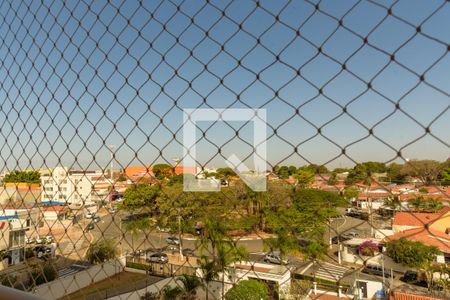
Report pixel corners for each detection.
[198,255,219,300]
[216,242,248,299]
[176,274,203,300]
[160,285,182,300]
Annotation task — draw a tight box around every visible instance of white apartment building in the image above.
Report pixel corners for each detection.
[41,166,109,207]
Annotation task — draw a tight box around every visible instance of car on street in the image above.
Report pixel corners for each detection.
[156,226,171,233]
[146,252,168,264]
[85,223,95,231]
[264,252,288,265]
[25,236,35,244]
[166,236,180,245]
[164,244,179,253]
[346,210,369,220]
[182,248,194,256]
[93,216,101,223]
[45,236,53,243]
[85,212,94,219]
[332,231,359,244]
[108,208,117,214]
[362,264,392,277]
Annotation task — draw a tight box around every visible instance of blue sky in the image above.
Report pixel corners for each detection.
[0,0,448,172]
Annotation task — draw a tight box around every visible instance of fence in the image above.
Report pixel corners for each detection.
[0,0,449,299]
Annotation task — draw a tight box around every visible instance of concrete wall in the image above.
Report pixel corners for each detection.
[33,256,125,300]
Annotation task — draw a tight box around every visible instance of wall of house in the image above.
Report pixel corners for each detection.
[341,246,409,273]
[392,224,419,233]
[430,211,450,233]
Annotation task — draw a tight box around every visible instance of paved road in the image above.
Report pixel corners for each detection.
[89,211,265,255]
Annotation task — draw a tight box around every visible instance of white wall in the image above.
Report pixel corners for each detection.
[33,256,125,300]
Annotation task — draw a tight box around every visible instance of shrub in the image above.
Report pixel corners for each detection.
[86,239,118,264]
[29,262,57,286]
[358,240,378,256]
[225,279,269,300]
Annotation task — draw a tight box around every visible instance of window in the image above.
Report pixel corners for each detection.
[9,230,25,247]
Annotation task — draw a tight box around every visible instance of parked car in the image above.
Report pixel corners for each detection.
[164,244,179,253]
[156,226,170,233]
[35,236,45,244]
[45,236,53,243]
[35,246,52,259]
[132,249,145,257]
[25,236,35,244]
[362,264,392,277]
[182,248,194,256]
[264,252,288,265]
[93,216,101,223]
[85,212,94,219]
[400,270,428,287]
[146,252,168,264]
[108,208,117,214]
[346,210,369,220]
[85,223,94,231]
[166,236,180,245]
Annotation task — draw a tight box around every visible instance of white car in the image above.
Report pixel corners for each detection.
[45,236,53,243]
[264,252,288,265]
[85,212,94,219]
[25,236,35,244]
[35,237,44,244]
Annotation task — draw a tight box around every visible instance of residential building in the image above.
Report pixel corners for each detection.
[0,207,40,269]
[387,207,450,264]
[40,166,108,207]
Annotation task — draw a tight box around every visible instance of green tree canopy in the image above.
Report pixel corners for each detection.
[401,160,442,184]
[3,170,41,184]
[225,279,269,300]
[120,183,160,211]
[386,238,439,268]
[152,164,174,179]
[86,239,118,264]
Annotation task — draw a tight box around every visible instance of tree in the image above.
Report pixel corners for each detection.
[386,238,439,268]
[225,279,269,300]
[293,167,315,189]
[161,285,182,300]
[153,164,174,180]
[119,183,160,212]
[198,255,220,300]
[29,262,57,286]
[386,162,406,183]
[86,239,118,264]
[438,160,450,185]
[157,184,205,259]
[124,217,155,254]
[387,238,440,291]
[307,164,329,174]
[3,170,41,184]
[343,186,359,200]
[409,197,443,212]
[327,172,337,185]
[345,164,369,185]
[176,274,203,300]
[401,160,442,184]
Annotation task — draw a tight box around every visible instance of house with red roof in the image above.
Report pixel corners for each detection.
[387,207,450,264]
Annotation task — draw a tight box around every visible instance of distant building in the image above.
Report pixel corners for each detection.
[40,166,108,207]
